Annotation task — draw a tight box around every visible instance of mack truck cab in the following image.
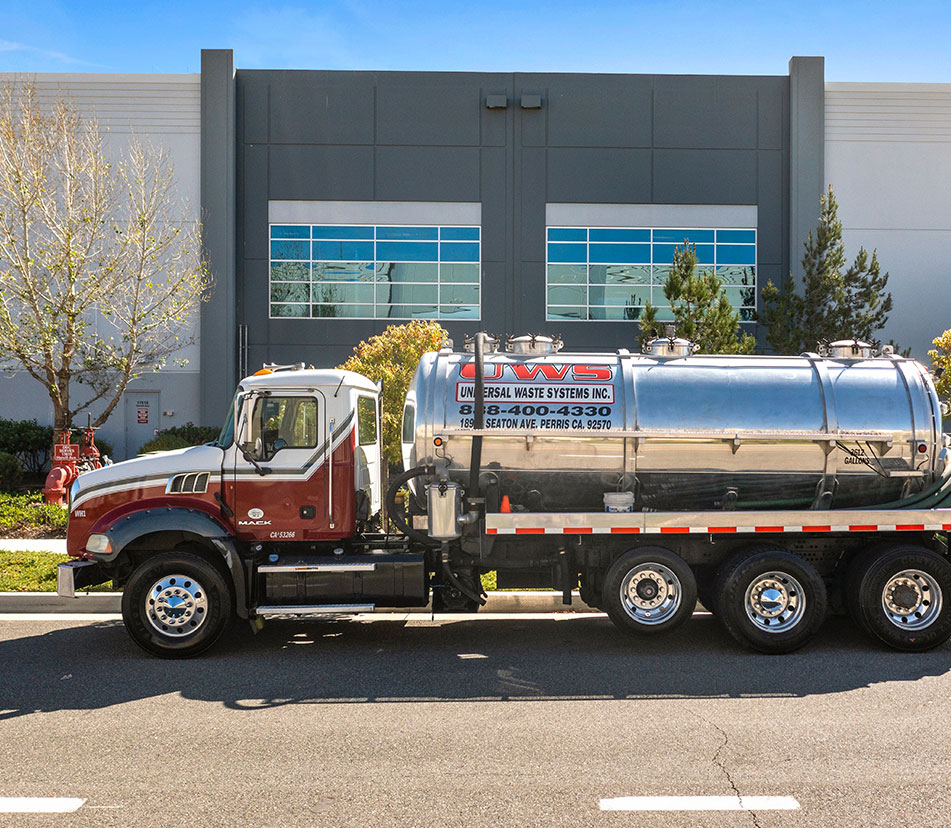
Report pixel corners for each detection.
[59,365,428,657]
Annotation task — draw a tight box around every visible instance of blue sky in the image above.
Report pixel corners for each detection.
[1,0,950,80]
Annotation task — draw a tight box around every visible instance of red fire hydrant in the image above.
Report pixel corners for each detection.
[43,426,105,506]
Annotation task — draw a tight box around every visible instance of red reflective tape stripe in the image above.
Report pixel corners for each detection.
[848,524,878,532]
[515,528,544,534]
[660,527,690,534]
[896,524,925,531]
[563,527,593,534]
[944,524,951,531]
[708,527,737,533]
[486,528,498,534]
[754,526,784,533]
[802,525,832,532]
[610,527,641,534]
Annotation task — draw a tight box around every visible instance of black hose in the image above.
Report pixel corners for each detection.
[468,331,486,503]
[385,465,438,546]
[441,545,486,606]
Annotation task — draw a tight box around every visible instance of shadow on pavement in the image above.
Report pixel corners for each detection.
[1,613,949,718]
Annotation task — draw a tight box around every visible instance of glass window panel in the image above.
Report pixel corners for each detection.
[376,241,438,261]
[440,283,479,305]
[693,244,715,264]
[312,240,374,261]
[590,264,651,285]
[439,305,480,319]
[357,396,378,445]
[716,229,756,244]
[547,242,587,263]
[548,285,586,306]
[270,240,309,260]
[715,265,756,285]
[440,263,479,283]
[376,226,438,241]
[547,227,587,242]
[740,308,755,321]
[376,283,438,304]
[589,228,650,242]
[547,265,586,284]
[375,262,438,283]
[440,242,480,262]
[271,303,310,318]
[548,306,585,320]
[311,225,374,240]
[312,262,374,282]
[312,283,375,304]
[589,285,647,306]
[589,243,650,264]
[721,286,758,308]
[379,304,439,319]
[652,266,671,286]
[271,225,310,239]
[589,305,643,321]
[649,306,676,322]
[270,262,309,282]
[653,228,714,243]
[651,286,673,305]
[270,282,310,303]
[652,243,681,264]
[440,227,480,241]
[716,244,756,265]
[312,304,375,318]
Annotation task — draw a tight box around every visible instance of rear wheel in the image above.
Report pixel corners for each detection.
[121,551,232,658]
[715,548,827,654]
[845,544,951,652]
[602,548,697,636]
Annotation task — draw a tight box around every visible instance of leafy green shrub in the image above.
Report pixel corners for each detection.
[0,419,54,474]
[139,433,190,454]
[154,422,220,445]
[0,452,23,492]
[0,491,68,533]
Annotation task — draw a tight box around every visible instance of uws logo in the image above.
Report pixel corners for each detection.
[238,507,271,527]
[459,363,613,382]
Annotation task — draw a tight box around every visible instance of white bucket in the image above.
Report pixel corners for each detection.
[603,491,635,513]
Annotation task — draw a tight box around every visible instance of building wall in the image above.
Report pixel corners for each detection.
[825,82,951,361]
[233,69,790,373]
[0,73,202,459]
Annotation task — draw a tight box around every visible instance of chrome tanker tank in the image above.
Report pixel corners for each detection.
[402,335,944,512]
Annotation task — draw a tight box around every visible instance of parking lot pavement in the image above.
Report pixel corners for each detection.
[1,612,950,827]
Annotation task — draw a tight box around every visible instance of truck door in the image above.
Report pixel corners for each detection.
[232,392,333,541]
[355,394,381,517]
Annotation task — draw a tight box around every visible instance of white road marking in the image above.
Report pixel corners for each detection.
[600,795,800,811]
[457,653,488,659]
[0,797,85,813]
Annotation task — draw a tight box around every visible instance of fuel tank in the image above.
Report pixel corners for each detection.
[402,337,943,512]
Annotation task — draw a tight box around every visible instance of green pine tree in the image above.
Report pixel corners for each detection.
[761,186,896,354]
[639,243,756,354]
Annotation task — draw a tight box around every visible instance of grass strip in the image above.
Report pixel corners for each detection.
[0,551,114,592]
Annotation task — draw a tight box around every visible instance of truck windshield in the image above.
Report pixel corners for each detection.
[215,394,238,448]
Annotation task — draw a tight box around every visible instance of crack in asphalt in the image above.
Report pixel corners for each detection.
[692,710,763,828]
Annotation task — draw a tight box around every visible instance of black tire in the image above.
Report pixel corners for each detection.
[121,551,233,658]
[601,547,697,636]
[715,547,827,654]
[845,544,951,652]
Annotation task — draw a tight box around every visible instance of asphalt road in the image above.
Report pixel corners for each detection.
[1,611,950,828]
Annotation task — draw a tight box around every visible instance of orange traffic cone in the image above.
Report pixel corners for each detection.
[500,495,511,513]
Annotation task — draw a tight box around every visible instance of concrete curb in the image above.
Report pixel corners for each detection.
[0,590,599,615]
[0,539,67,554]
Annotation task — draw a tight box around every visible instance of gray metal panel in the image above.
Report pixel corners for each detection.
[239,144,269,261]
[756,151,786,266]
[653,149,758,203]
[375,76,485,146]
[375,146,481,201]
[270,77,375,144]
[547,74,652,147]
[546,203,759,228]
[788,57,825,280]
[547,148,652,203]
[268,200,481,225]
[200,49,237,425]
[653,75,758,150]
[269,145,375,200]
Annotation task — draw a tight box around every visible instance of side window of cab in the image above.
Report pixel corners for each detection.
[247,396,318,460]
[357,396,378,446]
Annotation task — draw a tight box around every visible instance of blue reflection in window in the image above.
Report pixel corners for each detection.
[716,244,756,264]
[547,228,587,242]
[313,241,374,261]
[653,228,714,243]
[311,225,374,240]
[271,240,310,260]
[440,242,480,262]
[589,228,650,242]
[693,244,715,264]
[376,241,439,261]
[589,243,650,264]
[271,225,310,239]
[716,229,756,244]
[548,243,587,263]
[376,226,438,241]
[440,227,480,241]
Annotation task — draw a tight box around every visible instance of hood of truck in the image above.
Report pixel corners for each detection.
[70,444,224,510]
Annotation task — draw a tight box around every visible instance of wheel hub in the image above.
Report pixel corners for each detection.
[627,571,669,609]
[620,563,681,625]
[146,574,208,636]
[744,571,805,633]
[882,569,941,630]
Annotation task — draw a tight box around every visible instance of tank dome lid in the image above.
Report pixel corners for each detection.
[463,333,500,353]
[506,333,564,355]
[823,339,874,359]
[643,325,697,358]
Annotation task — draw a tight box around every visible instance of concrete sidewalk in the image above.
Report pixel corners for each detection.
[0,539,66,554]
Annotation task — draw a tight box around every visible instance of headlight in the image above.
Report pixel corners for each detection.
[85,534,112,556]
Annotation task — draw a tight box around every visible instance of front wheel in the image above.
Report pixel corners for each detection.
[602,548,697,636]
[121,551,233,658]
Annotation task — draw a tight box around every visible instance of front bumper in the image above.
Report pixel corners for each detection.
[56,560,107,597]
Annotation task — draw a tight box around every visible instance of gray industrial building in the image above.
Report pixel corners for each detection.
[4,52,948,458]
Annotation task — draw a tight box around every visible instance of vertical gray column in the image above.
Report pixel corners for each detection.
[200,48,236,424]
[788,56,825,279]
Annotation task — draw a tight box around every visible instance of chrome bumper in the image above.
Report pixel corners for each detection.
[56,560,100,598]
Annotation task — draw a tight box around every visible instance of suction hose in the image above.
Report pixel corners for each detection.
[385,465,439,546]
[468,331,486,504]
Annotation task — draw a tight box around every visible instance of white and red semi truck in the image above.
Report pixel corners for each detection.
[58,333,951,657]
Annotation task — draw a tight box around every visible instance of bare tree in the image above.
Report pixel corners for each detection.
[0,82,209,430]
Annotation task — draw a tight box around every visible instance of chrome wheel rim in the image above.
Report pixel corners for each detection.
[145,574,208,636]
[881,569,942,630]
[744,571,806,633]
[619,563,682,626]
